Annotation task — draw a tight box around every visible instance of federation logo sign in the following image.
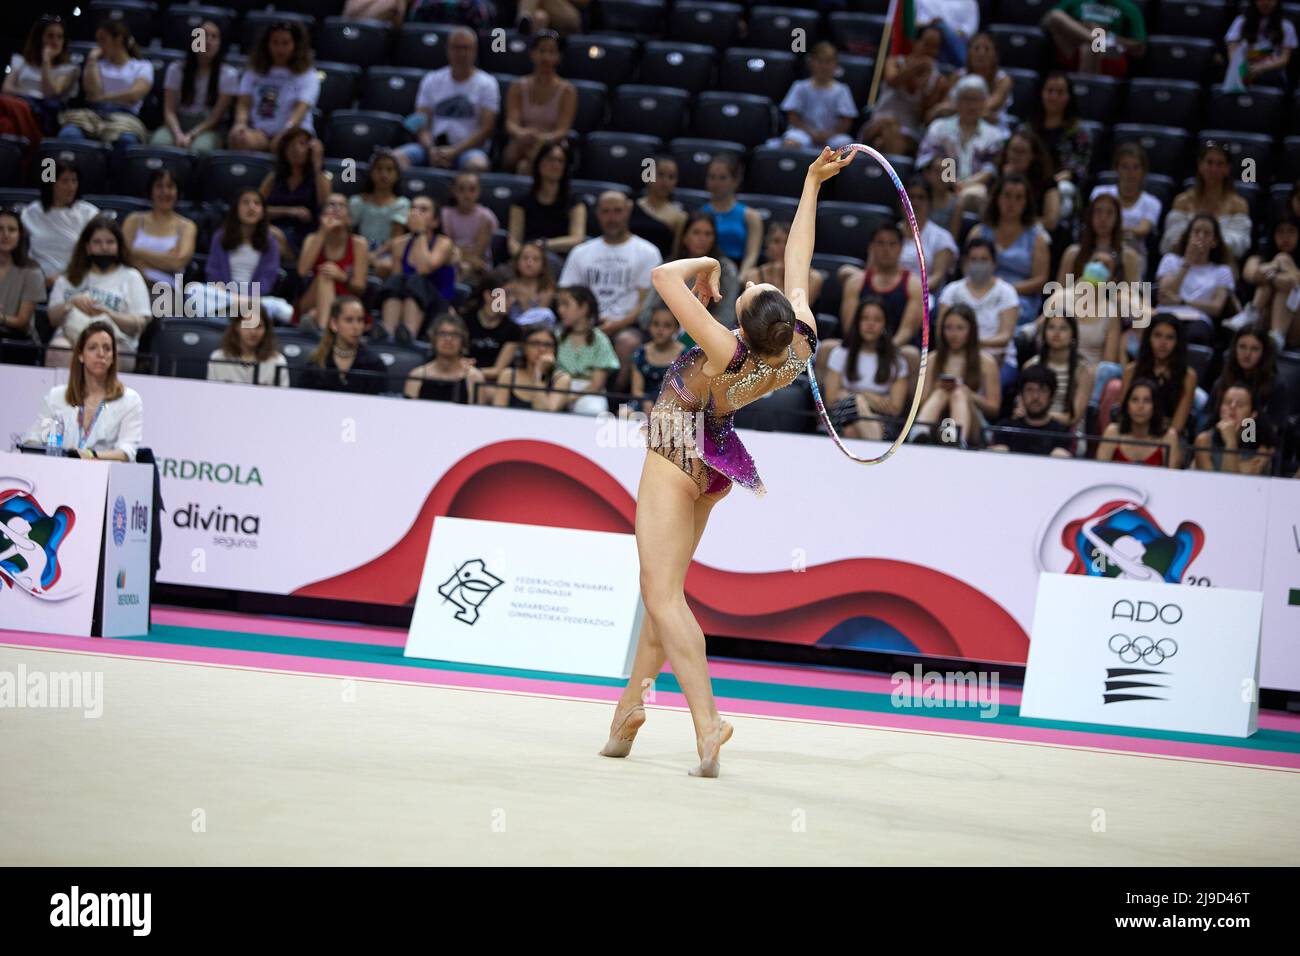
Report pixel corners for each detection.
[0,478,78,601]
[111,496,127,547]
[438,558,503,625]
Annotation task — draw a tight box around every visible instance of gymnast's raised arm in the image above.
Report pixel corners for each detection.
[650,256,738,376]
[786,147,855,329]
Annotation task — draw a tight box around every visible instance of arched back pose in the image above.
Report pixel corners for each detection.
[599,147,855,777]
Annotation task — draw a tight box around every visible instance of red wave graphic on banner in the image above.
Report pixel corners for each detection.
[293,440,1029,661]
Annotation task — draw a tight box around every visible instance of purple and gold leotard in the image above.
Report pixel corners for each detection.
[647,319,818,496]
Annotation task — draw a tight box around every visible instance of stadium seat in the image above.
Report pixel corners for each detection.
[266,0,344,14]
[1066,73,1123,123]
[689,91,775,149]
[394,22,454,70]
[1122,78,1201,129]
[0,137,25,187]
[323,111,404,161]
[474,173,532,224]
[200,151,275,204]
[368,342,429,393]
[673,188,711,211]
[1003,68,1040,121]
[987,25,1048,72]
[241,11,315,54]
[570,178,632,216]
[747,146,821,198]
[1142,35,1216,82]
[746,6,822,51]
[670,2,744,48]
[827,12,888,58]
[580,132,664,189]
[323,157,369,197]
[720,48,797,104]
[737,192,799,224]
[396,165,451,203]
[733,378,815,433]
[82,195,151,220]
[820,53,875,106]
[120,146,198,199]
[316,18,391,68]
[161,5,237,53]
[1281,138,1300,188]
[637,41,715,95]
[994,0,1055,24]
[81,1,158,47]
[1155,0,1231,37]
[833,153,913,207]
[668,137,747,191]
[276,328,321,385]
[360,66,426,116]
[571,79,609,135]
[1204,87,1285,136]
[562,34,637,88]
[35,142,110,195]
[1186,344,1214,388]
[1111,125,1192,181]
[1195,131,1275,197]
[608,86,690,142]
[814,201,892,258]
[809,253,861,315]
[478,31,533,76]
[155,319,225,379]
[314,62,362,113]
[598,0,665,35]
[0,188,39,210]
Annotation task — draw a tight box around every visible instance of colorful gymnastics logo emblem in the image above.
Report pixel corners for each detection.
[112,495,127,547]
[0,478,78,600]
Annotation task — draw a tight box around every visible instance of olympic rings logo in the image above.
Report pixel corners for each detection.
[1108,634,1179,665]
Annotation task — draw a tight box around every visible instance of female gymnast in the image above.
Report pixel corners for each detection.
[599,146,857,777]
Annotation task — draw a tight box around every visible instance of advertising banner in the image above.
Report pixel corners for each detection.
[100,462,153,638]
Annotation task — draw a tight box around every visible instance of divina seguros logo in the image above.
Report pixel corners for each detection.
[159,458,263,485]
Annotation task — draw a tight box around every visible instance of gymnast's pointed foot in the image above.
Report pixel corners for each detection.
[599,679,653,758]
[688,717,733,778]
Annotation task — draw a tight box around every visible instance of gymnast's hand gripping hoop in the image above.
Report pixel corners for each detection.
[805,143,930,465]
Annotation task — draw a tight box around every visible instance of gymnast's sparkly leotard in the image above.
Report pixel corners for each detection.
[648,318,818,497]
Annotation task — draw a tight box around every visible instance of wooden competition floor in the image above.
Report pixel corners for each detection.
[1,608,1297,865]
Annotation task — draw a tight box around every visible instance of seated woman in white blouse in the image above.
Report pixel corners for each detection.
[26,320,143,461]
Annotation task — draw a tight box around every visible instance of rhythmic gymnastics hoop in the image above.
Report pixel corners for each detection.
[805,143,930,465]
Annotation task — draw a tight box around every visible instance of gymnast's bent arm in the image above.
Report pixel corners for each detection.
[651,256,738,376]
[786,147,855,331]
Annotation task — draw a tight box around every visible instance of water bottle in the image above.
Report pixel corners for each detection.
[45,417,64,457]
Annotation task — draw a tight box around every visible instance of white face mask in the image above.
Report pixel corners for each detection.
[965,260,994,282]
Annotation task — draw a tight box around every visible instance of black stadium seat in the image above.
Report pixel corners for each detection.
[323,157,368,197]
[0,188,40,211]
[1142,36,1216,82]
[689,91,775,149]
[1111,124,1192,181]
[399,166,454,203]
[608,86,690,142]
[581,132,664,189]
[994,0,1055,24]
[360,66,425,116]
[1122,78,1201,129]
[668,137,748,190]
[747,146,821,198]
[201,151,275,204]
[814,201,892,258]
[120,146,198,199]
[161,5,237,53]
[0,137,25,188]
[1204,87,1285,136]
[809,252,861,315]
[988,24,1048,72]
[1155,0,1231,37]
[670,2,744,48]
[316,18,392,69]
[83,1,158,47]
[1281,137,1300,188]
[368,342,429,393]
[746,6,822,51]
[737,192,799,225]
[1066,73,1123,123]
[637,41,715,95]
[394,22,454,70]
[561,34,637,88]
[823,54,875,105]
[241,11,315,55]
[36,142,110,195]
[323,111,404,161]
[155,319,225,379]
[570,179,633,224]
[474,173,531,223]
[720,48,797,104]
[1196,130,1275,193]
[598,0,665,35]
[478,32,533,76]
[828,12,888,58]
[314,62,362,113]
[571,79,610,135]
[834,153,914,207]
[82,195,150,221]
[1004,67,1040,122]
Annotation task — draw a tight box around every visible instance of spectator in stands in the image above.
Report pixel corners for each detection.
[296,194,369,331]
[26,321,143,460]
[151,19,237,155]
[1022,312,1094,431]
[1156,213,1236,346]
[1120,315,1198,438]
[635,212,738,348]
[350,149,410,268]
[21,159,97,290]
[630,308,684,411]
[0,210,45,354]
[260,127,330,259]
[916,75,1007,225]
[916,0,981,67]
[3,14,78,136]
[1160,142,1252,265]
[300,296,385,394]
[122,169,197,297]
[556,284,620,416]
[915,303,1000,445]
[1028,71,1092,223]
[926,32,1011,128]
[1239,215,1299,351]
[397,27,498,172]
[972,174,1049,328]
[1193,384,1275,474]
[442,172,498,284]
[377,194,455,344]
[988,365,1074,457]
[632,155,687,261]
[206,309,288,387]
[57,19,152,149]
[1097,378,1181,467]
[840,223,924,349]
[898,176,958,293]
[404,313,486,404]
[920,154,960,238]
[860,25,949,157]
[824,296,909,442]
[1058,193,1140,286]
[557,191,661,354]
[461,266,522,391]
[998,126,1061,234]
[1223,0,1296,88]
[1204,327,1287,432]
[938,237,1019,370]
[701,154,762,277]
[501,31,575,175]
[503,240,557,326]
[508,139,586,255]
[515,0,590,35]
[767,42,857,153]
[46,216,151,370]
[1088,143,1160,277]
[206,189,287,324]
[1042,0,1147,76]
[742,221,822,316]
[1040,274,1123,403]
[492,323,573,412]
[229,19,319,153]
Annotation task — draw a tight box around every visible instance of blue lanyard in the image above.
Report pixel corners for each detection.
[77,400,105,451]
